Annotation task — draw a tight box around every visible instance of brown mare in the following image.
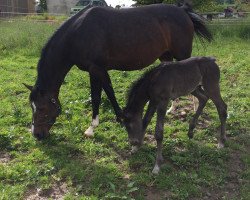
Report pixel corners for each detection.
[24,3,212,140]
[123,57,227,174]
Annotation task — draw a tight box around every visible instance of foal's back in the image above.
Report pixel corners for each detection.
[149,57,219,100]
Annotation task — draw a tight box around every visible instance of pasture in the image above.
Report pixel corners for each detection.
[0,20,249,199]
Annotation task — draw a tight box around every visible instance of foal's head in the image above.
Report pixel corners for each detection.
[123,110,144,147]
[25,84,61,140]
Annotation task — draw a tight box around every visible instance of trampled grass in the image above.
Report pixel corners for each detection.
[0,20,249,199]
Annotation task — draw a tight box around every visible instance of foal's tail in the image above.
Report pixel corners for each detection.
[181,3,213,42]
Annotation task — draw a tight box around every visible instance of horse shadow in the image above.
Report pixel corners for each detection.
[35,134,129,197]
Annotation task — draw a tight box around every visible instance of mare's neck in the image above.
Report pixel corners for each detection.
[35,45,72,95]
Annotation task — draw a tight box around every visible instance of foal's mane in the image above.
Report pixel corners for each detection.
[126,65,163,109]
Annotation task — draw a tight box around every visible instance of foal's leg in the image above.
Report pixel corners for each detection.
[188,88,209,139]
[152,100,169,174]
[143,101,157,132]
[159,52,176,115]
[205,85,227,148]
[84,75,102,137]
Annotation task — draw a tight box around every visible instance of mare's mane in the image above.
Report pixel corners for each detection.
[40,5,92,60]
[35,5,92,90]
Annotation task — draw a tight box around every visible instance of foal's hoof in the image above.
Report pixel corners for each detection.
[187,132,193,139]
[152,165,160,174]
[131,146,139,154]
[84,126,95,137]
[217,142,225,149]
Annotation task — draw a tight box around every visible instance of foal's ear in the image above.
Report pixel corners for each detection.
[23,83,33,91]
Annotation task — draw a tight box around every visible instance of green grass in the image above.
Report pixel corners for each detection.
[0,20,249,199]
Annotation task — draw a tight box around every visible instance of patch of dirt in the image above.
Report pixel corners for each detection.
[144,134,156,145]
[25,182,68,200]
[0,151,11,164]
[169,97,196,121]
[168,97,213,131]
[145,187,173,200]
[194,137,250,200]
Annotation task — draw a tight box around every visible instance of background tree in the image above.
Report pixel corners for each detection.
[39,0,47,12]
[134,0,219,12]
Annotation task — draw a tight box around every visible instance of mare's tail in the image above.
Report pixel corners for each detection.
[181,3,213,42]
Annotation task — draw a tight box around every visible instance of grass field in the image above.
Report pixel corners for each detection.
[0,20,249,200]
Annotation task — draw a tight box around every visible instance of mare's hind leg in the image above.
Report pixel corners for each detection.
[204,84,227,148]
[188,87,209,139]
[152,100,169,174]
[84,75,102,137]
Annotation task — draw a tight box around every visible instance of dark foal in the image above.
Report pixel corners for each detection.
[123,57,227,174]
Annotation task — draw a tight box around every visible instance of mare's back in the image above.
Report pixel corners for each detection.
[70,4,189,36]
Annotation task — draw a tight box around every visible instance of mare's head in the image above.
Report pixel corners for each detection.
[123,110,144,148]
[24,84,61,140]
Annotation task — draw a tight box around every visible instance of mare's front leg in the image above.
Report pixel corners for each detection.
[88,63,123,123]
[84,75,102,137]
[152,100,168,174]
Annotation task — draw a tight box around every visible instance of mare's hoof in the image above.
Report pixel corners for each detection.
[84,126,94,137]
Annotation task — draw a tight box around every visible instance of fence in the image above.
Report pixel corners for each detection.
[0,0,35,15]
[0,11,67,23]
[0,9,250,25]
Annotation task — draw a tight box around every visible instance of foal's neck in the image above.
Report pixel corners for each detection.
[126,85,149,116]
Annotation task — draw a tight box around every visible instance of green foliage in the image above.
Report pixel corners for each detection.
[134,0,161,5]
[134,0,219,12]
[0,20,249,199]
[210,22,250,40]
[39,0,47,12]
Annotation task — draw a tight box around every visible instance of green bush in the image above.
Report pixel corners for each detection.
[209,23,250,40]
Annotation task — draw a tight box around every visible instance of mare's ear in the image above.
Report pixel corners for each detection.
[23,83,33,91]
